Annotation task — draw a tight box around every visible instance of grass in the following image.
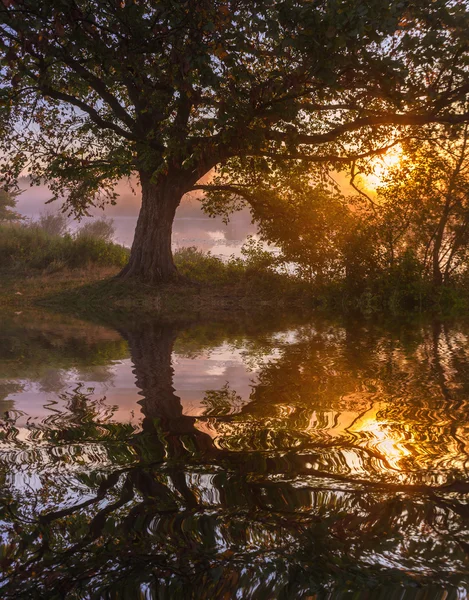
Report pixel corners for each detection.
[0,233,314,318]
[0,222,127,313]
[5,227,464,319]
[0,268,119,311]
[174,246,311,298]
[0,223,129,272]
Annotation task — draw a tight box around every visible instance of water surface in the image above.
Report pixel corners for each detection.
[2,311,469,598]
[16,182,257,257]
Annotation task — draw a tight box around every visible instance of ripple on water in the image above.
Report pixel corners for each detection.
[1,315,469,597]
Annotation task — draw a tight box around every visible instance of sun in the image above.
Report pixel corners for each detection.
[363,145,403,191]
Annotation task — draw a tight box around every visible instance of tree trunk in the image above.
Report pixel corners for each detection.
[120,320,217,456]
[119,171,186,283]
[432,201,451,288]
[432,248,443,288]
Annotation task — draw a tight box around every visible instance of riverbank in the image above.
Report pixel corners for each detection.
[0,267,315,321]
[0,224,314,318]
[4,223,469,317]
[3,265,469,321]
[3,239,469,321]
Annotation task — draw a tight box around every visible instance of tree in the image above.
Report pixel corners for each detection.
[243,182,351,284]
[76,216,115,242]
[1,0,469,283]
[376,124,469,287]
[36,210,68,236]
[0,187,21,222]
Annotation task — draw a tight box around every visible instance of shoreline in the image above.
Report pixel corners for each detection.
[2,269,468,325]
[0,269,314,321]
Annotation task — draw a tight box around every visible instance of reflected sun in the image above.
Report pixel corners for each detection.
[349,402,411,470]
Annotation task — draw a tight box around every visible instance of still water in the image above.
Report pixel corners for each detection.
[16,182,258,257]
[2,311,469,598]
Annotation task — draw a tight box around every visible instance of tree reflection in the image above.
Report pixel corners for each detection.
[1,317,469,597]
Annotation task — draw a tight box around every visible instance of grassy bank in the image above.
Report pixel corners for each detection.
[1,271,313,322]
[0,227,313,317]
[1,265,313,320]
[0,222,129,272]
[2,224,468,318]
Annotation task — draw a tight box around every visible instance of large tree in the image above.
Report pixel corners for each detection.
[1,0,469,283]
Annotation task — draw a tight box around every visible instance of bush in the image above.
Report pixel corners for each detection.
[174,246,245,285]
[173,245,311,301]
[0,223,129,271]
[75,217,115,242]
[36,212,69,236]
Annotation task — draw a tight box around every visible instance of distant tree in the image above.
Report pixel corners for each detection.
[1,1,469,283]
[76,217,115,242]
[36,211,68,236]
[0,188,22,222]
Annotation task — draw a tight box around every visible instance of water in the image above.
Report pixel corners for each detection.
[15,182,257,257]
[2,310,469,598]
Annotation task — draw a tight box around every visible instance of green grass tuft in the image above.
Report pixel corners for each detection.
[0,223,129,272]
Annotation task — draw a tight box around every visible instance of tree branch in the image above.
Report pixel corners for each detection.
[57,53,137,132]
[190,184,262,206]
[264,111,469,146]
[249,139,405,164]
[41,86,139,143]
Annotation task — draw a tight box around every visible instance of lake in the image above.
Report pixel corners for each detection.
[1,309,469,598]
[15,181,258,258]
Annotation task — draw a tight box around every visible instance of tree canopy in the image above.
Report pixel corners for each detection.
[1,0,469,281]
[375,123,469,287]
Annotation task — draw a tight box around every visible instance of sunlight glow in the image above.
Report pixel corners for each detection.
[349,402,411,470]
[362,145,403,191]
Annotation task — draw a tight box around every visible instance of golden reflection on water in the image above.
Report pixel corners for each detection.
[348,402,412,471]
[3,313,469,596]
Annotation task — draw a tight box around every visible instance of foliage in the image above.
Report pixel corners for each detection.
[0,188,22,222]
[1,0,469,280]
[173,245,309,300]
[0,223,129,271]
[374,124,469,287]
[174,246,237,284]
[243,183,352,283]
[36,210,69,236]
[218,123,469,311]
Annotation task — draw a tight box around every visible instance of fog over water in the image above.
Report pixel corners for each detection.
[15,171,356,257]
[15,177,258,257]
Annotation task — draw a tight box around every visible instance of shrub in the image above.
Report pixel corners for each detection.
[0,223,129,271]
[240,236,278,272]
[36,211,69,236]
[75,217,115,242]
[66,236,128,269]
[173,245,311,301]
[174,246,245,285]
